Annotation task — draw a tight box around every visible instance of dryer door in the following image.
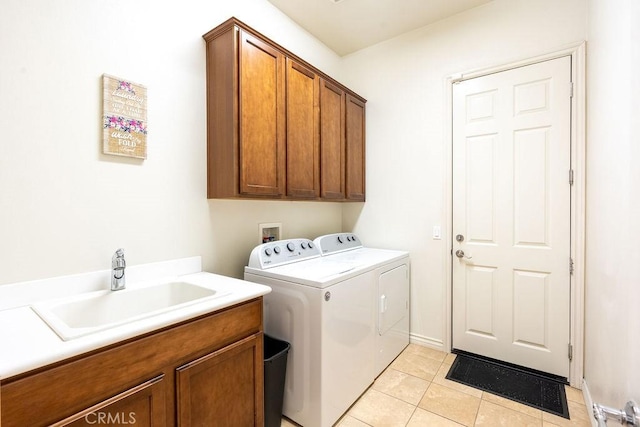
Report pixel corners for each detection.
[378,264,409,335]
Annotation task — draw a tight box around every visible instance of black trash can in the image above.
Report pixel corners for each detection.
[264,334,290,427]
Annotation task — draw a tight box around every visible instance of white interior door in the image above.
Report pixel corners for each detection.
[452,56,572,378]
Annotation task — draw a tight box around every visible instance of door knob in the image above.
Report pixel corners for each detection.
[455,250,472,260]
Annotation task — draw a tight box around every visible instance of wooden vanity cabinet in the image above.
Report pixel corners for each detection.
[0,298,264,427]
[203,17,366,201]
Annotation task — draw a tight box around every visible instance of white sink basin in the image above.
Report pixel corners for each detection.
[32,280,229,341]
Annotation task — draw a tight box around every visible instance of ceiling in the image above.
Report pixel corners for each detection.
[267,0,493,56]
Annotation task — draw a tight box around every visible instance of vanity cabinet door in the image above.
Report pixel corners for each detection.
[52,375,166,427]
[176,334,264,426]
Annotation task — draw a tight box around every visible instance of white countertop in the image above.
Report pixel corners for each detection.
[0,257,270,379]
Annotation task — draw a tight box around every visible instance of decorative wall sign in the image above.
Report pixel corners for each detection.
[102,74,147,159]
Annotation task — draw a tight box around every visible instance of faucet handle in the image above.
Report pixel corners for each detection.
[111,248,126,290]
[112,248,126,268]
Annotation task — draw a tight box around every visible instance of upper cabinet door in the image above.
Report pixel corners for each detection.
[239,30,286,196]
[345,94,366,201]
[320,79,346,199]
[286,59,320,198]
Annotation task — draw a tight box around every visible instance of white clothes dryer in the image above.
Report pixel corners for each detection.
[313,233,410,377]
[244,238,377,427]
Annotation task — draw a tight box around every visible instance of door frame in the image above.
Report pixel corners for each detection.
[441,42,586,388]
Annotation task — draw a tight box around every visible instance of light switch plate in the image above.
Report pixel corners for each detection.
[433,225,441,240]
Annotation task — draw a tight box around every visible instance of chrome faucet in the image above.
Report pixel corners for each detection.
[111,248,126,291]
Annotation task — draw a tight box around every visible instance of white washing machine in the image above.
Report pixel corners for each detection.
[244,235,410,427]
[313,233,410,377]
[244,238,376,427]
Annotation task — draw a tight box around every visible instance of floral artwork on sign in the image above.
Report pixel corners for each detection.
[102,74,148,159]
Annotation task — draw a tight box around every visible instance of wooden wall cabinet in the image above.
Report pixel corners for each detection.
[0,299,264,427]
[345,94,366,201]
[319,79,346,199]
[203,17,366,201]
[286,59,320,199]
[205,25,285,198]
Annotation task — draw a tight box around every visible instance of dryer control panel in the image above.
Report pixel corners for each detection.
[314,233,363,255]
[247,238,321,269]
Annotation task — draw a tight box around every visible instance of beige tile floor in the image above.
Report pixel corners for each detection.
[282,344,593,427]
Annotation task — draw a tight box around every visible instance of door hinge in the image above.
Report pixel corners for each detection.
[570,258,574,275]
[568,343,573,361]
[569,169,574,186]
[569,82,574,98]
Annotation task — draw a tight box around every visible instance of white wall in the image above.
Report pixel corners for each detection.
[584,0,640,407]
[341,0,588,347]
[0,0,344,286]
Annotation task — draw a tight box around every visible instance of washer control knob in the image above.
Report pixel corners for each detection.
[265,248,273,256]
[301,242,307,249]
[274,246,281,254]
[308,242,314,249]
[337,236,344,244]
[286,242,295,252]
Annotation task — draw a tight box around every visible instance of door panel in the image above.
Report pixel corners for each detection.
[452,56,571,377]
[514,128,551,246]
[464,265,497,339]
[466,134,497,243]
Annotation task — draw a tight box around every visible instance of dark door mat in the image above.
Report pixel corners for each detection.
[446,350,570,419]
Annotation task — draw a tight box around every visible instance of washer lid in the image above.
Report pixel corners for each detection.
[245,256,365,288]
[320,247,409,266]
[279,258,361,280]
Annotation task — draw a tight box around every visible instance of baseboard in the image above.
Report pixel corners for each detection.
[410,333,445,352]
[582,378,597,427]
